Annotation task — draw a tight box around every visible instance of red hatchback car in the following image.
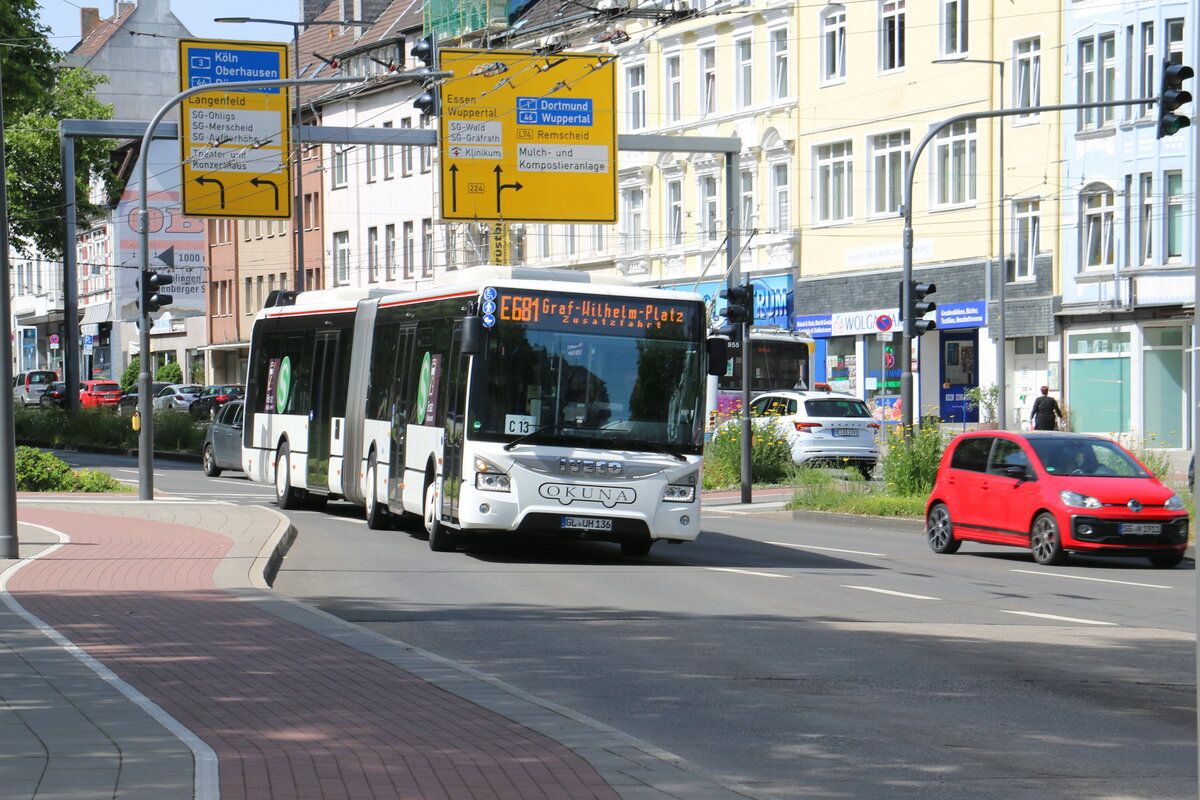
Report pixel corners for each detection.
[79,380,123,409]
[926,431,1188,568]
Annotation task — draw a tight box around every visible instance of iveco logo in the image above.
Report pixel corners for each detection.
[559,458,623,475]
[539,483,637,508]
[1127,499,1143,513]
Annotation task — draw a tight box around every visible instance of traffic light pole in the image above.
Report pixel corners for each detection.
[134,75,365,499]
[899,96,1153,430]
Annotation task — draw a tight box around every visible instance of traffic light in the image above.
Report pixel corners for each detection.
[142,269,173,314]
[908,281,937,336]
[720,281,755,326]
[411,35,440,117]
[1157,60,1193,139]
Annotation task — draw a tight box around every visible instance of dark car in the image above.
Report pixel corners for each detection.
[118,381,171,414]
[202,400,245,477]
[39,381,69,409]
[190,384,244,420]
[926,431,1188,568]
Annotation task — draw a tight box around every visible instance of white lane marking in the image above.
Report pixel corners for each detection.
[1010,568,1171,590]
[768,541,887,557]
[707,567,789,579]
[998,609,1116,626]
[1,523,219,799]
[842,585,940,600]
[707,503,788,514]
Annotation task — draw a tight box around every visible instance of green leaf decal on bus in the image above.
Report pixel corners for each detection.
[276,356,291,412]
[415,351,432,425]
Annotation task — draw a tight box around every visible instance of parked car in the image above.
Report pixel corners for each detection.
[79,380,123,409]
[746,389,880,478]
[153,383,203,411]
[190,384,244,420]
[13,370,58,407]
[926,431,1188,568]
[118,381,171,414]
[202,400,245,477]
[39,381,69,409]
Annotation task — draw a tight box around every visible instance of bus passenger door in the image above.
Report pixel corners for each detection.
[441,326,466,524]
[307,331,340,492]
[387,326,416,511]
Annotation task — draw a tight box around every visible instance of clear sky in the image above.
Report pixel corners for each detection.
[36,0,309,50]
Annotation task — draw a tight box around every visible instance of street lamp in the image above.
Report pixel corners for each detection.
[934,57,1007,429]
[215,16,373,292]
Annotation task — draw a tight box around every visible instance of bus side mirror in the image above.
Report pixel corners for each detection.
[706,337,728,376]
[462,315,484,355]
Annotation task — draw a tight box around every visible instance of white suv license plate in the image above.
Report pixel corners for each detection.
[562,516,613,532]
[1120,522,1161,536]
[831,428,859,437]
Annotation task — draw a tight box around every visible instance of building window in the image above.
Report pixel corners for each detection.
[422,219,434,276]
[382,121,395,178]
[403,221,414,279]
[666,180,683,245]
[332,147,348,188]
[940,0,967,57]
[734,37,753,109]
[333,231,350,284]
[770,28,788,100]
[384,223,396,280]
[1012,199,1039,280]
[539,224,552,258]
[1078,33,1115,130]
[626,64,646,130]
[821,7,846,84]
[1014,38,1040,116]
[870,130,910,216]
[934,120,976,206]
[815,141,853,223]
[366,226,379,282]
[420,117,432,172]
[701,47,717,116]
[1138,173,1153,265]
[700,176,719,240]
[771,163,788,231]
[623,188,645,253]
[740,169,755,230]
[879,0,905,73]
[665,55,682,123]
[1137,23,1155,118]
[1081,186,1115,269]
[400,118,413,176]
[365,132,377,183]
[565,224,577,257]
[1165,171,1183,262]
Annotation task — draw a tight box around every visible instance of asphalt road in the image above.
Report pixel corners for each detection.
[57,452,1200,799]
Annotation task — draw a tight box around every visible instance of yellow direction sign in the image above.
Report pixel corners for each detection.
[178,39,291,219]
[438,49,616,223]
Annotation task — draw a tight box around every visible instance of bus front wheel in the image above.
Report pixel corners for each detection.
[425,481,457,552]
[274,442,303,510]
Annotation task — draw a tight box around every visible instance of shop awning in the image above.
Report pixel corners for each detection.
[79,302,111,325]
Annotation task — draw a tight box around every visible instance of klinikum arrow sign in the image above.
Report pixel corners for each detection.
[179,39,291,219]
[438,49,616,223]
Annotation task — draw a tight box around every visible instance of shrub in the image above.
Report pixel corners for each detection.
[120,356,140,393]
[703,417,794,489]
[155,361,183,384]
[879,418,946,496]
[13,404,205,456]
[13,447,130,493]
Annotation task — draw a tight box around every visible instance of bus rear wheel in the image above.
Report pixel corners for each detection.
[425,481,457,552]
[365,455,392,530]
[274,442,303,510]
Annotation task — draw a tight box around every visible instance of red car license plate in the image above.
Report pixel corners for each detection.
[1120,523,1161,535]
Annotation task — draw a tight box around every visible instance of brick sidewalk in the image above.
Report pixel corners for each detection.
[2,501,754,800]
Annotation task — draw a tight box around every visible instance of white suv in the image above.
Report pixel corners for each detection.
[748,389,880,478]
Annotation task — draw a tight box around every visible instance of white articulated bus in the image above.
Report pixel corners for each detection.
[242,266,725,556]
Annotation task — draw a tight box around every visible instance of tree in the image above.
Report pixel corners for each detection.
[1,0,117,258]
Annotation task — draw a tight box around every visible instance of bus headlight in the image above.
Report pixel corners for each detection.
[475,457,511,492]
[663,484,695,503]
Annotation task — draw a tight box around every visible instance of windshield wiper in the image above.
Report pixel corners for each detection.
[629,439,687,462]
[502,423,606,451]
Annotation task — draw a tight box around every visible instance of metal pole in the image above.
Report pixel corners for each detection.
[60,131,80,413]
[290,23,305,292]
[0,57,19,557]
[136,75,366,499]
[996,63,1007,430]
[725,149,750,504]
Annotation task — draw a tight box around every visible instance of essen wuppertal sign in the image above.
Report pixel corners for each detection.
[438,49,616,223]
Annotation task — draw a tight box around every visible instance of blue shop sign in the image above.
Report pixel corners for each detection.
[793,314,833,337]
[661,274,794,329]
[937,302,987,330]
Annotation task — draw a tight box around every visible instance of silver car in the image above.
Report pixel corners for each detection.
[748,389,880,479]
[153,383,203,411]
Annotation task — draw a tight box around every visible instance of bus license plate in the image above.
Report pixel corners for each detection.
[831,428,858,437]
[1120,523,1161,535]
[562,516,612,532]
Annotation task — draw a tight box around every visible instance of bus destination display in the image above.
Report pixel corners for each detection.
[480,288,699,336]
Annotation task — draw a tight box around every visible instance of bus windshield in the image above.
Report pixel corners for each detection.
[469,291,705,454]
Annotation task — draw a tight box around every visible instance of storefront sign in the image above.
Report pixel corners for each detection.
[937,302,987,330]
[830,308,900,336]
[793,314,832,337]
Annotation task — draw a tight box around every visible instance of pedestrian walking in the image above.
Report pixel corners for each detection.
[1029,386,1063,431]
